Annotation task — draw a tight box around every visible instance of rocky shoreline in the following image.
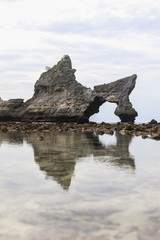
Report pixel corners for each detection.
[0,120,160,140]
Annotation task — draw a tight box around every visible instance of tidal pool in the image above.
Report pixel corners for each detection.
[0,132,160,240]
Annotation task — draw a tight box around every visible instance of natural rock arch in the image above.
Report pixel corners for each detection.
[0,55,138,122]
[89,101,119,123]
[83,74,138,122]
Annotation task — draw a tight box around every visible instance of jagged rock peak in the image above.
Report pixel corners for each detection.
[34,55,76,95]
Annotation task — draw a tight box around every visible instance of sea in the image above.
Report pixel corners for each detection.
[0,131,160,240]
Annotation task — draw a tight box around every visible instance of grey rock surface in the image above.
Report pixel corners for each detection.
[0,55,138,122]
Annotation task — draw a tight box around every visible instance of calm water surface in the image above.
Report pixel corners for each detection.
[0,132,160,240]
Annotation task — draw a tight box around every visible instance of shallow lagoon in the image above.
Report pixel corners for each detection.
[0,132,160,240]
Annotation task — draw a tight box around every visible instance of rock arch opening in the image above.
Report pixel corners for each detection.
[89,101,119,123]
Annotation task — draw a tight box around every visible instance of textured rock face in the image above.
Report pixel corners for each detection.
[0,55,138,122]
[0,98,24,120]
[93,75,138,122]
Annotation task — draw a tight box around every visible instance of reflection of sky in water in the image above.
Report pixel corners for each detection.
[0,132,160,239]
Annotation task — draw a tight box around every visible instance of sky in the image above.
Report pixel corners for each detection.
[0,0,160,123]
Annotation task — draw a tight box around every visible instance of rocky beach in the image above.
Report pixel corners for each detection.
[0,55,159,239]
[1,55,158,139]
[0,119,159,140]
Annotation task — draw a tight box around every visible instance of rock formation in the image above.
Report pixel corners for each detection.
[0,55,138,122]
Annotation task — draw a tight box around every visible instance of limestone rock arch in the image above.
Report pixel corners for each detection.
[0,55,138,123]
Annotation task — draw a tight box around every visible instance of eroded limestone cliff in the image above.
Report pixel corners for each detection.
[0,55,138,122]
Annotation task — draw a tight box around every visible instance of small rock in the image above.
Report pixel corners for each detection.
[149,119,158,124]
[142,134,149,139]
[150,134,160,140]
[96,130,104,135]
[125,124,134,131]
[1,126,7,132]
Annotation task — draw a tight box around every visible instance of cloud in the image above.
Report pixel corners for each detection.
[0,0,160,121]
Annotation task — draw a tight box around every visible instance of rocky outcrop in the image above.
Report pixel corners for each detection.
[94,75,137,122]
[0,55,138,122]
[0,98,23,121]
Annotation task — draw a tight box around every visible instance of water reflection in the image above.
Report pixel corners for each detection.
[1,132,160,239]
[0,133,24,145]
[96,133,135,169]
[0,132,134,190]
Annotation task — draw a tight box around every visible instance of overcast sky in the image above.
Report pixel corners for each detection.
[0,0,160,122]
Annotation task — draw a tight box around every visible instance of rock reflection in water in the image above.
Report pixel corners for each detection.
[28,133,135,189]
[96,133,135,169]
[0,133,24,145]
[0,132,134,190]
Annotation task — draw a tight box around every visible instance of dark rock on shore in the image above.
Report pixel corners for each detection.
[0,55,137,122]
[0,120,159,140]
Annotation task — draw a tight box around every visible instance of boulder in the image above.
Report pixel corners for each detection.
[0,55,138,122]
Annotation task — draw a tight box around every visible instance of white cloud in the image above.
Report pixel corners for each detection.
[0,0,160,121]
